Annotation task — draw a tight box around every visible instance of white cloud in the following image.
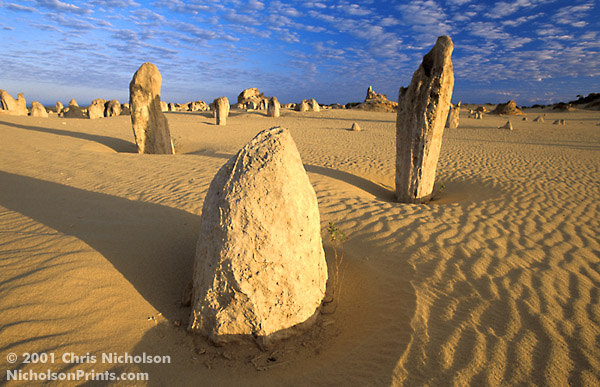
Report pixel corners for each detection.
[247,0,264,10]
[34,0,91,14]
[88,0,139,7]
[397,0,452,45]
[223,10,261,25]
[303,2,327,9]
[554,2,593,27]
[343,3,371,16]
[380,17,400,26]
[485,0,545,19]
[4,3,38,12]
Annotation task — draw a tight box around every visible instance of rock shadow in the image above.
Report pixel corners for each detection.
[0,119,137,153]
[0,171,199,321]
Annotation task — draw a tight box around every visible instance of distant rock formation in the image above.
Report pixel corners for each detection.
[366,85,387,100]
[56,101,64,114]
[553,119,566,125]
[296,100,310,112]
[121,103,131,115]
[15,93,27,116]
[88,99,105,120]
[105,99,121,117]
[62,100,86,118]
[533,115,544,123]
[493,100,524,115]
[188,127,327,349]
[160,101,168,112]
[267,96,280,118]
[129,62,174,154]
[445,101,461,128]
[396,36,454,203]
[352,85,398,113]
[282,103,295,109]
[309,98,320,112]
[0,90,18,114]
[237,88,265,106]
[499,120,513,130]
[351,122,361,131]
[188,101,209,112]
[552,102,573,111]
[30,101,48,118]
[258,98,268,110]
[214,96,229,125]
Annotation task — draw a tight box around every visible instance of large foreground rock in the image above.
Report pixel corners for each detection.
[396,36,454,203]
[189,126,327,348]
[30,101,48,117]
[129,62,174,154]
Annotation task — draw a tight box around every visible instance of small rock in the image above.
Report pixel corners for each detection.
[351,122,361,131]
[499,120,513,130]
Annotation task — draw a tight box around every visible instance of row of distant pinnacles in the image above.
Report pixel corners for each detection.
[0,87,324,122]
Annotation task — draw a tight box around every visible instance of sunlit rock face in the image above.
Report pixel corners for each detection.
[189,127,327,349]
[395,36,454,203]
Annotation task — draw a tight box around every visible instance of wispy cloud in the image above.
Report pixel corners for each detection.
[485,0,544,19]
[553,2,593,27]
[89,0,139,7]
[397,0,452,46]
[34,0,91,15]
[4,3,38,12]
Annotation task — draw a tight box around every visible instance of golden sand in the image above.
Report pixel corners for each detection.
[0,108,598,385]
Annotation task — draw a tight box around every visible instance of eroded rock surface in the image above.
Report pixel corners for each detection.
[189,127,327,349]
[395,36,454,203]
[129,62,174,154]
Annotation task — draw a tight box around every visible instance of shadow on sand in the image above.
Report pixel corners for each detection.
[0,171,415,385]
[0,171,199,321]
[0,119,137,153]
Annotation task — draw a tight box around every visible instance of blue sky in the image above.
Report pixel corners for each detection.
[0,0,598,106]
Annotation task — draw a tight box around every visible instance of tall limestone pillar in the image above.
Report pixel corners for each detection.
[395,36,454,203]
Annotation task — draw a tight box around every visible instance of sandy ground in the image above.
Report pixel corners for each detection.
[0,107,598,386]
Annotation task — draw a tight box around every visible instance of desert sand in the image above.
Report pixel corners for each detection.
[1,107,599,386]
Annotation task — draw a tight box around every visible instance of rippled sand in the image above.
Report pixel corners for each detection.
[0,107,598,385]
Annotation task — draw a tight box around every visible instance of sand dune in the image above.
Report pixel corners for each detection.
[1,108,598,385]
